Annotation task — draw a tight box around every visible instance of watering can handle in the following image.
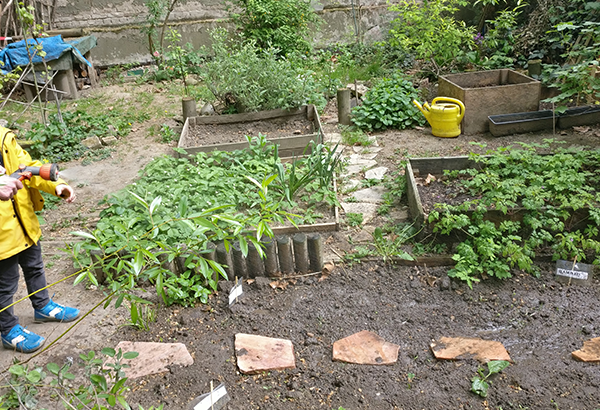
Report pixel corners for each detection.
[432,97,465,121]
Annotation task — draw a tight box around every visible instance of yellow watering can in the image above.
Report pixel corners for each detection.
[413,97,465,138]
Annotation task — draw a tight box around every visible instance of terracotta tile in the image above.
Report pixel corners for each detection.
[114,341,194,379]
[572,337,600,362]
[430,337,511,363]
[235,333,295,374]
[332,330,399,365]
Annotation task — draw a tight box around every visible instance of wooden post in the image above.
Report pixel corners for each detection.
[337,88,351,126]
[182,97,196,122]
[246,242,265,278]
[277,236,294,275]
[307,233,323,273]
[528,59,542,77]
[293,233,309,273]
[216,242,233,281]
[262,236,279,277]
[232,242,249,279]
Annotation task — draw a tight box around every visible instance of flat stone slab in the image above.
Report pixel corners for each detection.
[324,133,342,144]
[115,341,194,379]
[333,330,399,365]
[235,333,295,374]
[340,202,379,224]
[430,337,512,363]
[572,337,600,362]
[351,186,385,204]
[365,166,388,180]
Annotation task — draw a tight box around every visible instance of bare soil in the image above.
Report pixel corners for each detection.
[184,117,314,146]
[4,83,600,410]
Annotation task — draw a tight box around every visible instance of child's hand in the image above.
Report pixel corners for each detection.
[55,184,76,203]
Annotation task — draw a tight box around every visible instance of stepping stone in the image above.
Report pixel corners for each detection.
[340,202,379,224]
[235,333,295,374]
[341,179,361,193]
[572,337,600,362]
[365,167,388,180]
[114,341,194,379]
[324,133,342,144]
[352,186,385,204]
[333,330,399,365]
[348,154,378,167]
[430,337,511,363]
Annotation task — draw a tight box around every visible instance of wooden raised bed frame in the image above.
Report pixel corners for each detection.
[177,105,323,159]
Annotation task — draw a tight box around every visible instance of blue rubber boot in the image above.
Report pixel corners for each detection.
[1,324,45,353]
[34,300,80,323]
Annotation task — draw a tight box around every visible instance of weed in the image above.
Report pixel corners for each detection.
[346,212,364,227]
[159,124,177,143]
[471,360,510,397]
[340,125,373,147]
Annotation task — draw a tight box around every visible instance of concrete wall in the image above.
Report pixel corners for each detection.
[46,0,400,66]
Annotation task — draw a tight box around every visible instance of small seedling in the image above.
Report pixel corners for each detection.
[407,372,415,389]
[471,360,510,398]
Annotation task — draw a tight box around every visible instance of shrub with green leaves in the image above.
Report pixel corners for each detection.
[202,29,326,113]
[387,0,474,70]
[351,73,426,131]
[226,0,321,56]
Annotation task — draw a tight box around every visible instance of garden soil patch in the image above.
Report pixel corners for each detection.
[185,117,314,146]
[3,83,600,409]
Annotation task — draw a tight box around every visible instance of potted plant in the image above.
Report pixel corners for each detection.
[166,28,195,121]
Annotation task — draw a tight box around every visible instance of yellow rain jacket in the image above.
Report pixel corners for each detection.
[0,127,67,260]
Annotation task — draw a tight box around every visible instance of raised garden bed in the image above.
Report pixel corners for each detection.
[438,69,541,135]
[405,148,600,286]
[177,105,323,159]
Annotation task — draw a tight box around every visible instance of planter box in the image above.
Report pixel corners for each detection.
[439,69,541,135]
[557,106,600,129]
[488,110,556,137]
[405,156,593,236]
[177,105,323,159]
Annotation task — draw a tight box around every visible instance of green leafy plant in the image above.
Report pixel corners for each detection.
[0,364,45,409]
[60,348,139,409]
[351,73,426,131]
[165,28,190,96]
[66,137,331,306]
[225,0,321,56]
[122,297,157,331]
[22,109,136,163]
[340,125,373,147]
[159,124,177,143]
[346,212,363,227]
[201,29,326,113]
[387,0,474,72]
[428,142,600,288]
[471,360,510,397]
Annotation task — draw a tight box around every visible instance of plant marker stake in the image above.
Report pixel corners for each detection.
[569,255,578,286]
[191,383,230,410]
[229,277,243,306]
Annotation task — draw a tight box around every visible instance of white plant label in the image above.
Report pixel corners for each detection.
[193,383,229,410]
[229,283,243,306]
[555,260,592,281]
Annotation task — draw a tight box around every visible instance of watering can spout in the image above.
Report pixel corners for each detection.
[413,100,431,122]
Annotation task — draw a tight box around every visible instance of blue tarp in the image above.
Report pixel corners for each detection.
[0,35,91,74]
